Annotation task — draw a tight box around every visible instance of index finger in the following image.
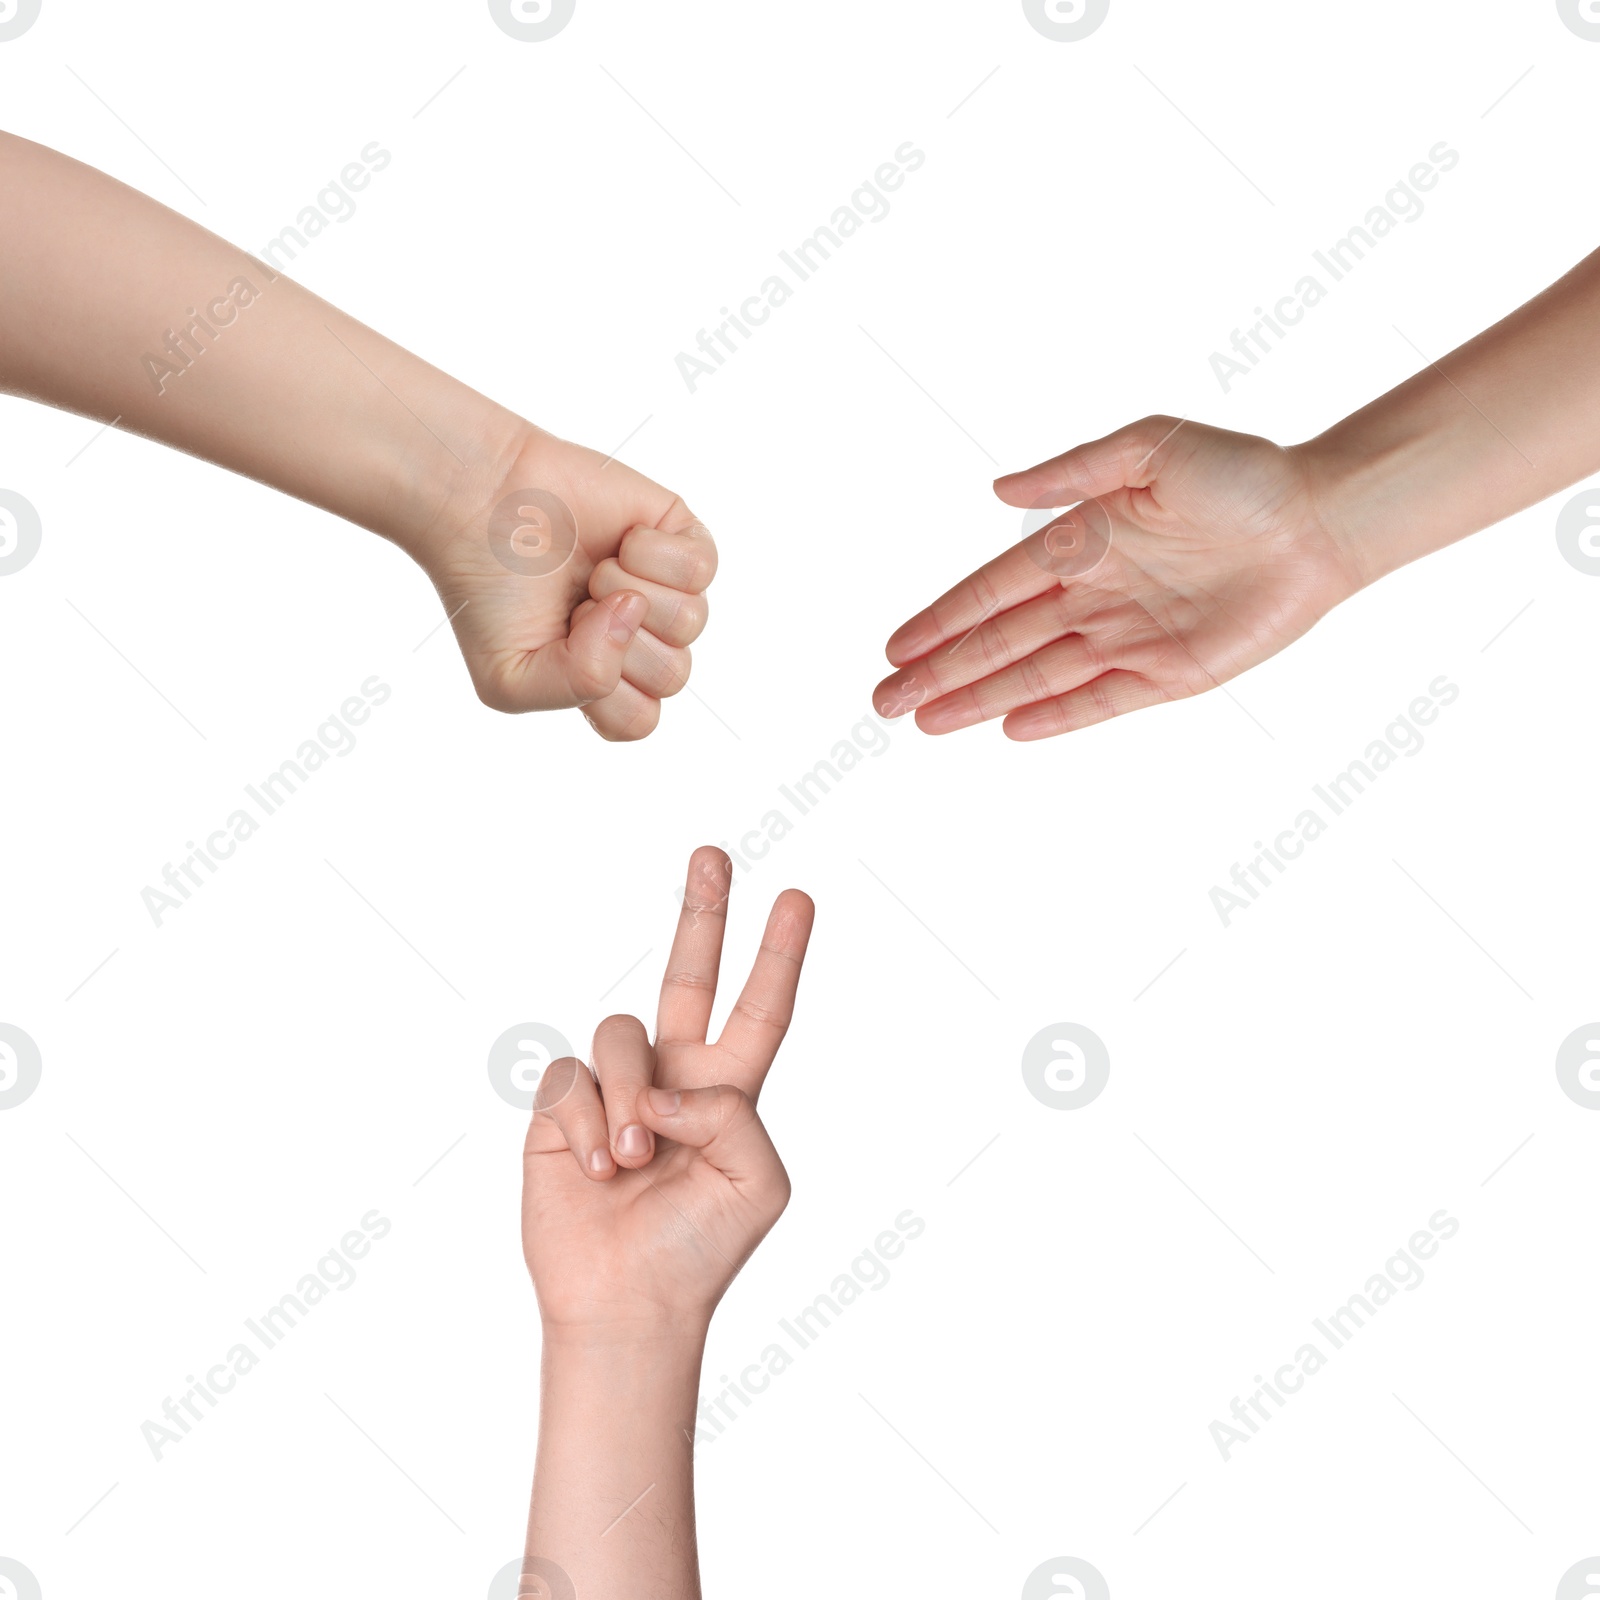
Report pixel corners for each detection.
[656,846,732,1047]
[881,540,1059,676]
[618,492,718,592]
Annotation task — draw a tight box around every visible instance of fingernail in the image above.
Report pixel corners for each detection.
[607,594,643,641]
[616,1123,650,1157]
[647,1087,681,1116]
[588,1147,611,1174]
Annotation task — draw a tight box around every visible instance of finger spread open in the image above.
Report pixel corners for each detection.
[715,889,814,1093]
[657,847,732,1045]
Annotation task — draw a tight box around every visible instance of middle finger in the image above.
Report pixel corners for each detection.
[875,583,1098,719]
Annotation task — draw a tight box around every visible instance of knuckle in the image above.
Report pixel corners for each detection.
[967,569,1000,618]
[711,1083,751,1125]
[1126,414,1182,477]
[976,621,1009,676]
[653,647,692,698]
[598,699,660,742]
[681,522,718,587]
[570,674,614,710]
[533,1057,585,1113]
[617,524,651,565]
[1018,655,1051,705]
[1038,697,1073,737]
[1135,411,1181,435]
[587,555,622,593]
[572,648,625,703]
[663,968,716,994]
[669,592,709,642]
[732,996,783,1028]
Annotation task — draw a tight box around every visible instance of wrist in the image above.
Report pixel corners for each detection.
[539,1324,707,1442]
[383,390,542,567]
[541,1319,710,1370]
[1291,419,1439,591]
[1291,357,1533,591]
[529,1318,705,1596]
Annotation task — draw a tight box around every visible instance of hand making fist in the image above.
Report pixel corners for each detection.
[422,430,717,741]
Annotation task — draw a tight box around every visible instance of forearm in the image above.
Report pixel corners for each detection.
[1298,245,1600,584]
[526,1328,706,1599]
[0,131,523,555]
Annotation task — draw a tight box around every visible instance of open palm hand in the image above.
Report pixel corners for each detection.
[875,416,1364,740]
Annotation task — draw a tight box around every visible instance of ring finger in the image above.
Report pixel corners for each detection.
[592,1014,658,1168]
[572,601,688,701]
[589,559,709,647]
[875,584,1099,719]
[915,633,1105,734]
[531,1057,615,1180]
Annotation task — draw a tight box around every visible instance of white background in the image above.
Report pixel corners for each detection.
[2,1,1598,1596]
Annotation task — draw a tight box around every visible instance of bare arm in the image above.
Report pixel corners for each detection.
[526,1333,705,1596]
[875,246,1600,741]
[1304,246,1600,583]
[0,131,514,549]
[518,849,815,1596]
[0,131,716,737]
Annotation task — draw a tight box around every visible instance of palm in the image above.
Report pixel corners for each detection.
[1063,431,1353,695]
[523,1135,751,1328]
[877,419,1362,739]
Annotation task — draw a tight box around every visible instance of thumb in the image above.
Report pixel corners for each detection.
[637,1084,786,1199]
[495,589,647,711]
[993,414,1187,510]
